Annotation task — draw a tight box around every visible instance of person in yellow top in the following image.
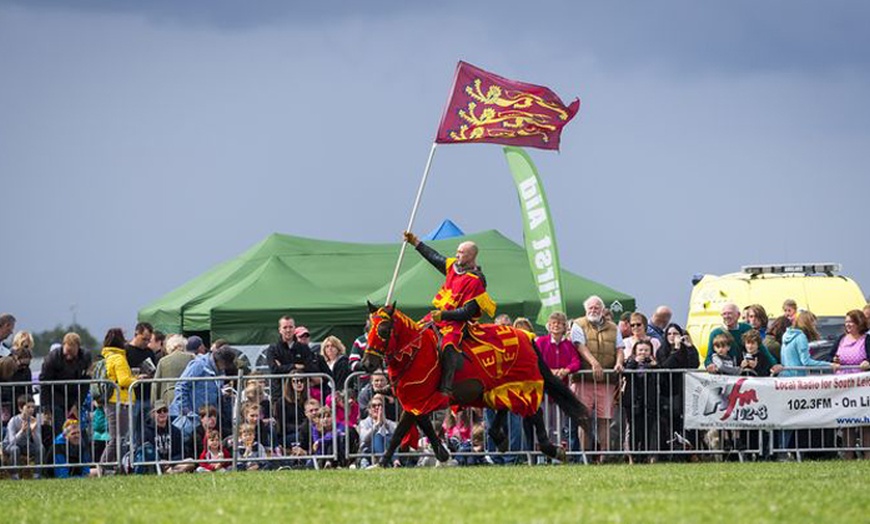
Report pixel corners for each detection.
[99,328,147,468]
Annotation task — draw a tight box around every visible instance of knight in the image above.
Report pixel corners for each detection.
[402,231,497,395]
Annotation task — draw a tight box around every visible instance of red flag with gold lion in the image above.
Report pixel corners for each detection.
[435,61,580,151]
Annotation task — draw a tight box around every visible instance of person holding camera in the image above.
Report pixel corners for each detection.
[656,323,700,459]
[740,329,773,377]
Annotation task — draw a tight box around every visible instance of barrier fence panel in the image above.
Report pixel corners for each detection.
[1,379,122,478]
[684,366,870,461]
[561,368,768,463]
[126,373,338,474]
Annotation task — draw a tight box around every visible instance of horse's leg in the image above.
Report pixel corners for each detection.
[533,407,567,462]
[487,409,510,453]
[534,343,591,435]
[379,411,416,467]
[416,414,450,463]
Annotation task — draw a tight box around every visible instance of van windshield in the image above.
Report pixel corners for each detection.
[809,316,844,361]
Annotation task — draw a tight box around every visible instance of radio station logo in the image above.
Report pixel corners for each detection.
[704,378,767,421]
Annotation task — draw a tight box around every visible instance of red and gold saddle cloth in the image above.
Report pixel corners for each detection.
[456,323,544,417]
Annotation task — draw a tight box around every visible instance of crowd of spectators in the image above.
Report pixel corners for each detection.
[1,299,869,479]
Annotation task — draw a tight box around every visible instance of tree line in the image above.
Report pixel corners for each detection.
[30,323,99,357]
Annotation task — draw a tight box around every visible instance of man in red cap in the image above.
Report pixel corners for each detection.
[402,231,496,395]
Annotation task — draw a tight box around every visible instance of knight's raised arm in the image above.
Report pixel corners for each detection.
[414,241,449,275]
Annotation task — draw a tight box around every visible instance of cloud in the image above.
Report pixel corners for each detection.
[1,2,869,338]
[5,0,870,75]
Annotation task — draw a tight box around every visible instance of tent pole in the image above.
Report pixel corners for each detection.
[385,143,438,305]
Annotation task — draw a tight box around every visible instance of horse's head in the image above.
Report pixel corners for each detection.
[360,301,396,374]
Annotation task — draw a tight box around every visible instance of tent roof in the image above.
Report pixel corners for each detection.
[423,219,465,240]
[139,230,635,344]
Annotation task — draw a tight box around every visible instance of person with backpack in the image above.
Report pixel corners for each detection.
[98,328,147,471]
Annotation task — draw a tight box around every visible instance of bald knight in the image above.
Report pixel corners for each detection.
[403,231,497,395]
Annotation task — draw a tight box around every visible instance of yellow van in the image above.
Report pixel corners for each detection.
[686,263,866,361]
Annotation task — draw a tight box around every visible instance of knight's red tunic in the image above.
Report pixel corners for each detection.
[430,258,497,349]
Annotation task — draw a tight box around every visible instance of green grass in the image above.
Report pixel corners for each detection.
[3,462,869,523]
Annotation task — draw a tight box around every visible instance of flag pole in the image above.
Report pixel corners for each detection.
[385,142,438,305]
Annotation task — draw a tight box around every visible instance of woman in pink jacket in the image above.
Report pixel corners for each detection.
[535,312,580,445]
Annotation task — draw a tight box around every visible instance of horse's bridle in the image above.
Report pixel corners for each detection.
[363,309,394,360]
[364,308,437,383]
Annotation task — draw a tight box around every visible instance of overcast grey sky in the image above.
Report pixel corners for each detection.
[2,1,869,340]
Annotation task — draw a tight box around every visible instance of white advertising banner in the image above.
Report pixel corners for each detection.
[685,371,870,429]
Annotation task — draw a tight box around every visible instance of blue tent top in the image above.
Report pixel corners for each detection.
[423,219,465,241]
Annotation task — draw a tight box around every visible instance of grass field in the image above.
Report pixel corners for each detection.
[3,461,869,523]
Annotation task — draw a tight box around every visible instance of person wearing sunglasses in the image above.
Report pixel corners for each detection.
[357,394,398,468]
[623,312,661,361]
[136,399,192,474]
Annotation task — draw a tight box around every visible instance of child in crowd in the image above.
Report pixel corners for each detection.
[622,340,661,463]
[192,404,219,458]
[243,381,272,424]
[311,406,346,468]
[442,410,472,452]
[706,333,742,455]
[295,398,321,453]
[240,402,277,451]
[53,418,92,478]
[736,329,774,457]
[236,423,268,471]
[2,394,43,479]
[709,333,741,375]
[197,429,230,472]
[740,329,772,377]
[457,423,490,466]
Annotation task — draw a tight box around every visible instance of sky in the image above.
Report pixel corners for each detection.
[2,1,869,341]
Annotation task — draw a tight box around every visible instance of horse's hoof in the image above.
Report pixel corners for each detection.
[541,442,560,459]
[435,459,459,468]
[488,429,508,453]
[555,446,568,463]
[365,464,382,470]
[434,446,450,463]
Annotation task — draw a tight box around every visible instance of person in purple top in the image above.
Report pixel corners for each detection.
[831,310,870,459]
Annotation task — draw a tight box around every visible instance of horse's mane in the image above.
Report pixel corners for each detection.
[389,308,421,332]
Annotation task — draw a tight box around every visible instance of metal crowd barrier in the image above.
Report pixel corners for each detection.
[126,373,338,473]
[562,368,768,463]
[0,378,122,478]
[4,365,868,477]
[766,365,866,461]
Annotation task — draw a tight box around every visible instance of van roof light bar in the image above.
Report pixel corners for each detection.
[741,263,841,276]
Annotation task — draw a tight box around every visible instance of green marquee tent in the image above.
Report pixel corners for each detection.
[138,230,635,345]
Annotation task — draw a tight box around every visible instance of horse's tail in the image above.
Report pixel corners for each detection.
[533,340,591,434]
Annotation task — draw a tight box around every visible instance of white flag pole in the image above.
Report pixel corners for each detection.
[385,142,438,305]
